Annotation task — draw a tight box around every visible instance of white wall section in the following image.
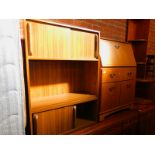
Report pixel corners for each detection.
[0,20,25,134]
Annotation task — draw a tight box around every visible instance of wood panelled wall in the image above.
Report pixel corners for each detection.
[147,20,155,54]
[20,19,155,53]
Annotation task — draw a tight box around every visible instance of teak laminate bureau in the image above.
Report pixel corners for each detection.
[23,19,100,134]
[99,39,136,120]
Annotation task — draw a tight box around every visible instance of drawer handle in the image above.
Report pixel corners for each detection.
[127,72,132,76]
[114,45,120,49]
[109,87,116,92]
[109,74,116,78]
[126,84,131,88]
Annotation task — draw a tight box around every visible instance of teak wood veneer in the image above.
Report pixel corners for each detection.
[99,39,136,121]
[31,93,97,113]
[24,19,100,134]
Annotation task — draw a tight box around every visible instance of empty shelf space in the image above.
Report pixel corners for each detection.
[146,63,154,65]
[134,97,153,105]
[62,118,96,135]
[76,118,95,129]
[31,93,98,113]
[28,57,98,61]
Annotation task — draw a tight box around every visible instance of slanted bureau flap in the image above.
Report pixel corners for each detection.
[100,39,136,67]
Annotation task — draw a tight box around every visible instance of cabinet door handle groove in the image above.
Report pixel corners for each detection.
[95,35,98,58]
[73,106,76,128]
[27,23,33,56]
[33,114,38,135]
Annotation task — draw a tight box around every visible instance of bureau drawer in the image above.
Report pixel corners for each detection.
[101,68,121,82]
[121,67,136,80]
[101,67,136,83]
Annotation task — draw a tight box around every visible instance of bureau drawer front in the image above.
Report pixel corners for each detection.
[101,67,136,83]
[101,68,121,83]
[121,67,136,80]
[100,82,121,113]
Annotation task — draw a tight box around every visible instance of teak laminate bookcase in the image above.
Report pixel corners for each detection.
[24,19,100,134]
[127,19,152,81]
[127,19,150,62]
[127,20,155,99]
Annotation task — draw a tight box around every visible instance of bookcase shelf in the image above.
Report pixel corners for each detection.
[31,93,97,113]
[127,19,150,63]
[136,78,155,83]
[137,62,146,65]
[136,55,155,80]
[28,57,98,61]
[128,39,147,42]
[127,19,150,42]
[127,20,155,82]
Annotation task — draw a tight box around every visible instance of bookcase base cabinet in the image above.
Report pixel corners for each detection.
[32,101,97,135]
[32,106,74,135]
